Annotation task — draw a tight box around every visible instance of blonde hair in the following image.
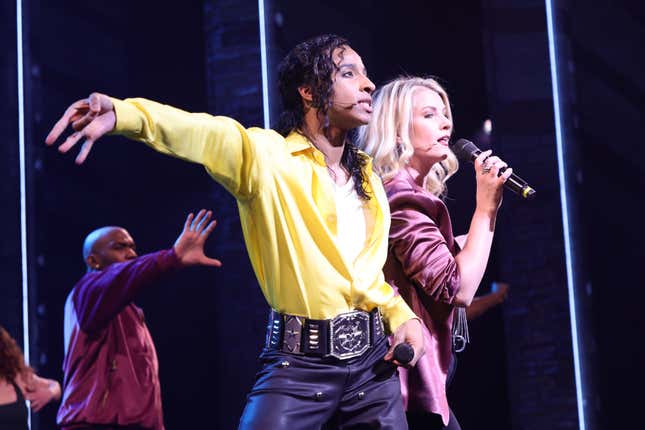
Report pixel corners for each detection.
[357,76,459,198]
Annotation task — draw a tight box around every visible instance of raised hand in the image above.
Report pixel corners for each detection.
[173,210,222,267]
[45,92,116,164]
[473,150,513,214]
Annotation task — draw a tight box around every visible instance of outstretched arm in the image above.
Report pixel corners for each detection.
[45,93,263,199]
[74,210,221,333]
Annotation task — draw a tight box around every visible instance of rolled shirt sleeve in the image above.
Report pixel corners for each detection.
[388,196,461,304]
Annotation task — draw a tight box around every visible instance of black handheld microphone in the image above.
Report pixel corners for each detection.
[392,343,415,365]
[451,139,536,200]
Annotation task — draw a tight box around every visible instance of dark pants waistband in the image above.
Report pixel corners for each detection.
[265,308,385,360]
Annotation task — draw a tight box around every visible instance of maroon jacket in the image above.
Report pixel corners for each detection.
[383,169,461,426]
[57,249,180,430]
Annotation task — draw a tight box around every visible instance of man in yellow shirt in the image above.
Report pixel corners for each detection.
[46,34,423,429]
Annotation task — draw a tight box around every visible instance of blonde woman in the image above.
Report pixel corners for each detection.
[358,76,511,429]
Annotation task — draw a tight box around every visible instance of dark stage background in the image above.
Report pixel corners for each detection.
[1,0,643,429]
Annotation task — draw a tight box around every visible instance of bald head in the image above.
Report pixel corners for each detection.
[83,226,137,271]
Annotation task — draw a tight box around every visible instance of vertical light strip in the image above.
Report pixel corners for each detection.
[16,0,30,366]
[545,1,585,429]
[257,0,270,128]
[16,0,32,425]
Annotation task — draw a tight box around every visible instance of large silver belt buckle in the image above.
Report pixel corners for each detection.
[329,310,371,360]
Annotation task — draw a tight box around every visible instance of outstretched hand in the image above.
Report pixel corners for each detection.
[173,210,222,267]
[45,92,116,164]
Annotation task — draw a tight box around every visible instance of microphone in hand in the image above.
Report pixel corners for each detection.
[392,343,415,365]
[451,138,536,200]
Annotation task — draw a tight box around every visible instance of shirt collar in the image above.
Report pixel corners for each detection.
[285,131,327,166]
[285,131,315,154]
[284,130,375,175]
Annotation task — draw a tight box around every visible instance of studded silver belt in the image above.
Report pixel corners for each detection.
[265,308,386,360]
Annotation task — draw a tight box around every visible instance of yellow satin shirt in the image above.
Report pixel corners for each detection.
[112,97,416,331]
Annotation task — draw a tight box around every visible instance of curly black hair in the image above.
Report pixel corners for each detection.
[277,34,370,200]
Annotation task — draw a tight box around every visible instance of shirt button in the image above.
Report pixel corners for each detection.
[327,214,336,224]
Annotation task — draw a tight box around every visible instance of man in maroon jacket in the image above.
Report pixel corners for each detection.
[57,210,221,430]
